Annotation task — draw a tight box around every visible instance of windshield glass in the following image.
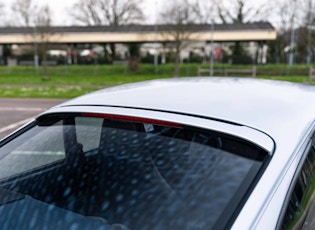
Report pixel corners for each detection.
[0,113,269,229]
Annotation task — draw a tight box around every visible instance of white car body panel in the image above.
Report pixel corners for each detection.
[33,77,315,229]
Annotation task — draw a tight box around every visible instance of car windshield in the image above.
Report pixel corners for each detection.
[0,113,269,229]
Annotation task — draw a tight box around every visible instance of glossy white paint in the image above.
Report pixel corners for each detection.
[41,77,315,229]
[59,77,315,140]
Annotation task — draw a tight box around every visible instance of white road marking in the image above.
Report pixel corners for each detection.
[0,118,33,134]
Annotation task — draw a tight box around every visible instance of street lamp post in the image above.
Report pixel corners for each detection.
[288,0,297,66]
[307,1,314,65]
[33,26,39,69]
[209,21,214,77]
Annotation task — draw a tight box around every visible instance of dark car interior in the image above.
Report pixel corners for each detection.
[0,114,268,229]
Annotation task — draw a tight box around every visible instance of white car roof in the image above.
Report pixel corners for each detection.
[45,77,315,228]
[58,77,315,139]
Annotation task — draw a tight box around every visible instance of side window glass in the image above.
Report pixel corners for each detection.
[75,117,103,152]
[280,146,315,229]
[0,121,65,179]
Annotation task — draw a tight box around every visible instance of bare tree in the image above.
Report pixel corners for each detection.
[34,5,54,80]
[273,0,315,64]
[71,0,144,25]
[11,1,57,78]
[275,0,302,32]
[303,0,315,64]
[10,0,40,69]
[0,1,7,26]
[98,0,144,25]
[11,0,35,27]
[272,0,303,65]
[70,0,101,26]
[208,0,271,64]
[71,0,145,59]
[214,0,271,23]
[159,0,200,77]
[193,0,217,24]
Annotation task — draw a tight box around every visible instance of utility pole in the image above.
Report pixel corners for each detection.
[288,0,297,66]
[33,26,39,69]
[154,0,159,74]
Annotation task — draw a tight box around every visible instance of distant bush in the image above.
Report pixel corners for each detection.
[183,55,204,63]
[229,54,253,65]
[141,53,162,64]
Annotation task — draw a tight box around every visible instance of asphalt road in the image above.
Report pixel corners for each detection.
[0,98,66,139]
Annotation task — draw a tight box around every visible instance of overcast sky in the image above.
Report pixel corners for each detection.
[36,0,282,27]
[2,0,158,26]
[36,0,76,25]
[1,0,291,28]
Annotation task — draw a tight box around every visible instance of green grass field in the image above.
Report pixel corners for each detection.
[0,63,312,98]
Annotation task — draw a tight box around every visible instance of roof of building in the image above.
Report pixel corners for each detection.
[0,21,274,34]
